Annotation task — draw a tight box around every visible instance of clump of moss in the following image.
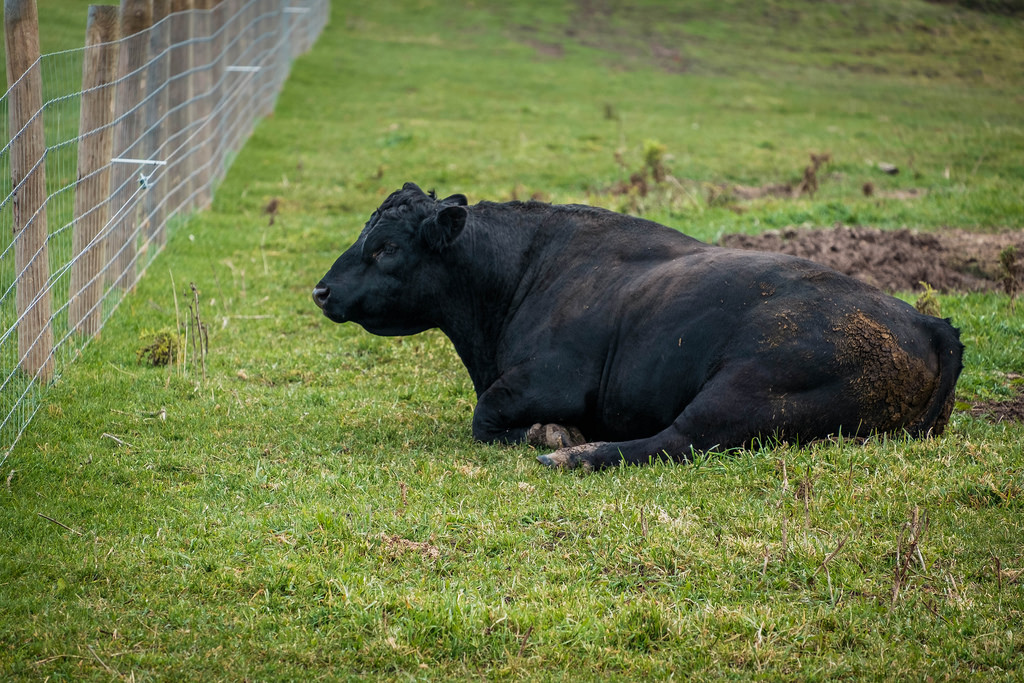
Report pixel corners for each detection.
[914,281,941,318]
[642,139,668,182]
[137,331,180,367]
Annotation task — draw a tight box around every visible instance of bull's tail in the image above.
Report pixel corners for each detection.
[909,318,964,437]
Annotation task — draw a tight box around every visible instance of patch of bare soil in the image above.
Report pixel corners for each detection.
[970,377,1024,424]
[523,38,565,58]
[513,0,693,73]
[725,154,834,201]
[719,225,1024,294]
[380,534,440,560]
[971,392,1024,423]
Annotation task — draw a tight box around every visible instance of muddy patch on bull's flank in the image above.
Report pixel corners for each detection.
[760,310,800,350]
[720,226,1024,294]
[831,311,935,431]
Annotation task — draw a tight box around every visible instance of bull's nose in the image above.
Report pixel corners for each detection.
[312,285,330,309]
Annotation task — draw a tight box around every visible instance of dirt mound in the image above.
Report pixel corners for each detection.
[719,225,1024,294]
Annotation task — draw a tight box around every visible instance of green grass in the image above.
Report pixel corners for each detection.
[3,0,1024,679]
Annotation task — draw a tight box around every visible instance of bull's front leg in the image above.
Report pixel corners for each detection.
[471,376,587,450]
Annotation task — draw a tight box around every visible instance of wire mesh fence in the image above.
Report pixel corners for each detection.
[0,0,328,467]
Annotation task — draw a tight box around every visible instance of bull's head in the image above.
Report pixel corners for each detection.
[313,183,468,336]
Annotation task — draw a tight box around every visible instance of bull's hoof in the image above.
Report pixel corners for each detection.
[535,442,608,471]
[527,423,587,450]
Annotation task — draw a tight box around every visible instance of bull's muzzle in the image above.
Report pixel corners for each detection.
[312,285,330,310]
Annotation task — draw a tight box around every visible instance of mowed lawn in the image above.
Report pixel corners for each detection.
[2,0,1024,679]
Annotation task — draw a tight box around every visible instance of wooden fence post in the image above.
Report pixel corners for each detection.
[254,0,276,118]
[69,5,120,338]
[191,0,219,210]
[143,0,172,250]
[275,0,291,102]
[290,0,309,58]
[221,0,257,160]
[4,0,53,382]
[167,0,195,217]
[107,0,153,291]
[207,0,230,190]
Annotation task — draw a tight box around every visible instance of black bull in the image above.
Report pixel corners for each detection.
[313,183,963,470]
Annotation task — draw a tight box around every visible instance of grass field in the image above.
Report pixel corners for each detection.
[3,0,1024,679]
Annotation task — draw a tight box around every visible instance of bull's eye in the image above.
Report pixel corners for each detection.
[373,242,398,261]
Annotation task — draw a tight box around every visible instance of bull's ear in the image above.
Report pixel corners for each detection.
[421,205,467,251]
[440,193,468,206]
